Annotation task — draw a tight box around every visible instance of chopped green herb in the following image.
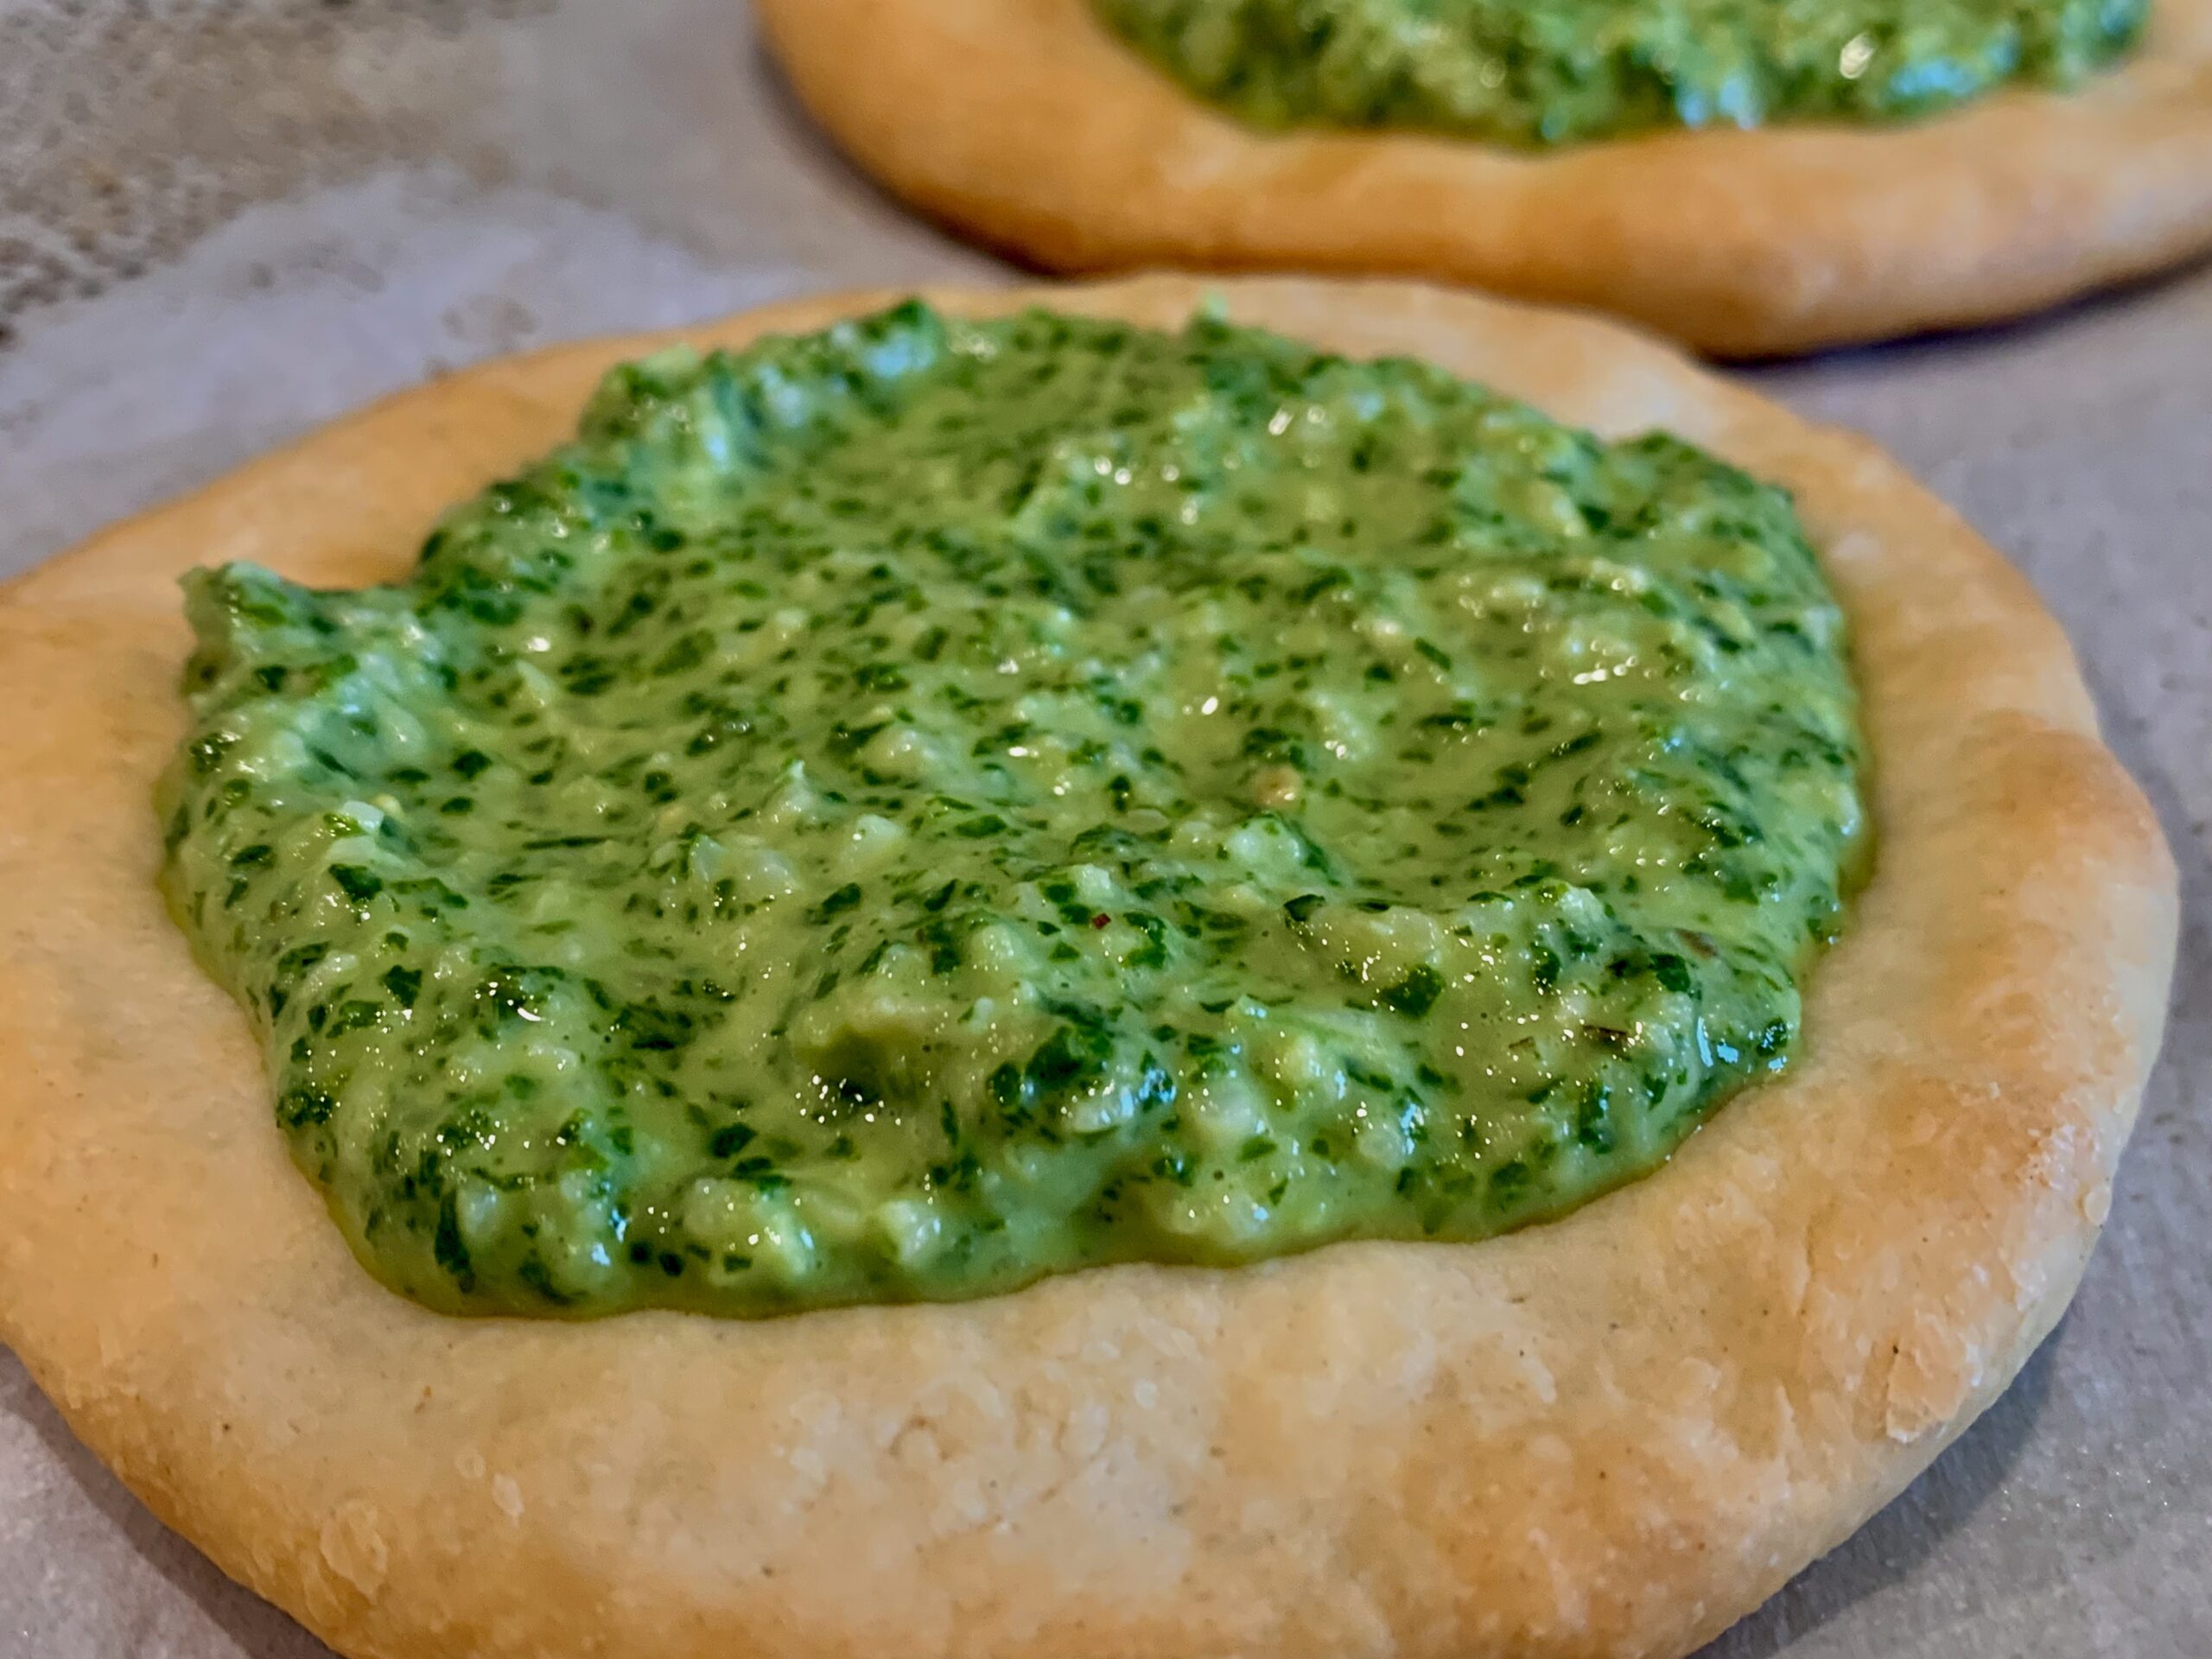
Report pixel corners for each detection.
[159,301,1862,1319]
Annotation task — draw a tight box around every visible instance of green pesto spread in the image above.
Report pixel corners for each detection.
[162,302,1866,1318]
[1093,0,2148,145]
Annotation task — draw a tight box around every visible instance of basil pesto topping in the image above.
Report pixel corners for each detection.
[1093,0,2148,145]
[162,302,1866,1318]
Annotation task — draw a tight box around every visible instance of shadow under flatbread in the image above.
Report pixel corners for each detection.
[747,35,878,210]
[1742,247,2212,383]
[8,1358,332,1658]
[746,33,1039,280]
[1696,1314,2065,1657]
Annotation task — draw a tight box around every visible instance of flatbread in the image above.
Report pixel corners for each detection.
[753,0,2212,356]
[0,276,2177,1659]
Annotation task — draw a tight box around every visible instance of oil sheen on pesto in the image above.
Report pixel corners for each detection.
[162,302,1866,1318]
[1093,0,2148,145]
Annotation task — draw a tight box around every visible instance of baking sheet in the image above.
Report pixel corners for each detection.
[2,3,2206,1653]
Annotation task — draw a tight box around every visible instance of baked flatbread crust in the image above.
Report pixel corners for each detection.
[753,0,2212,355]
[0,277,2177,1659]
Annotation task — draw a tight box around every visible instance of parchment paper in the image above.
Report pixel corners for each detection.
[2,3,2206,1653]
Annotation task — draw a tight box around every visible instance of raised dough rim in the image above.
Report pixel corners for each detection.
[0,276,2178,1659]
[753,0,2212,355]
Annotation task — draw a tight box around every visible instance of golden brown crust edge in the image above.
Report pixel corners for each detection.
[0,276,2178,1659]
[753,0,2212,356]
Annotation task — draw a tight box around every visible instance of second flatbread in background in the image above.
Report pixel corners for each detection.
[755,0,2212,356]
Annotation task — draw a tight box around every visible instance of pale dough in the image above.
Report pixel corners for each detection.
[755,0,2212,355]
[0,276,2178,1659]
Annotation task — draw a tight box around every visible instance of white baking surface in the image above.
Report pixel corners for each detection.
[1,3,2206,1654]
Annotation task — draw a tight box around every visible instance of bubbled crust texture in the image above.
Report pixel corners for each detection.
[0,277,2178,1659]
[753,0,2212,356]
